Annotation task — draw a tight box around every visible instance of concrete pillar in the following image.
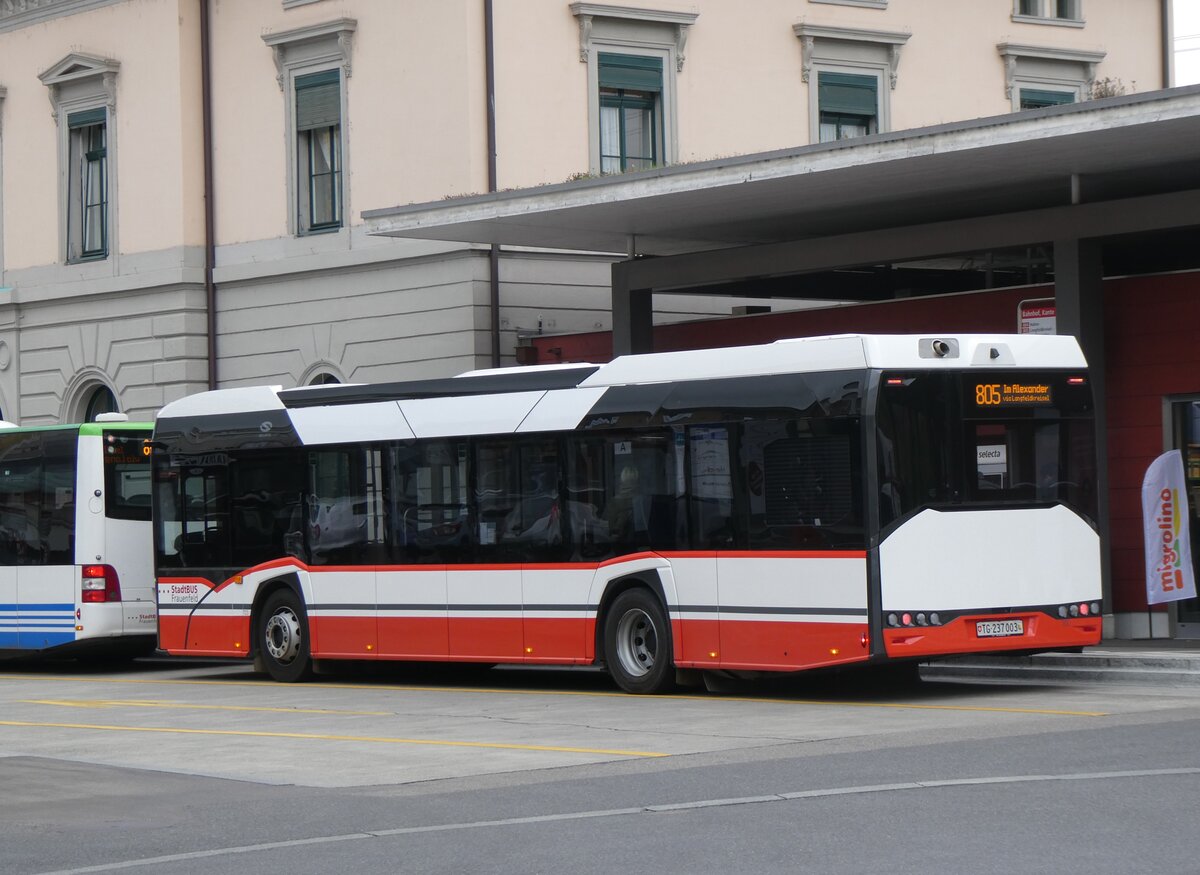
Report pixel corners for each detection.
[1054,237,1113,623]
[611,260,653,357]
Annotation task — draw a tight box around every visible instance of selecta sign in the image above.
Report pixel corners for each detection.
[1142,450,1198,605]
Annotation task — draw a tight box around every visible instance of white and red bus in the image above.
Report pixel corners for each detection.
[0,417,157,659]
[151,334,1102,692]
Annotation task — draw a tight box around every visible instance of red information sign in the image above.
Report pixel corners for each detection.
[1018,298,1055,335]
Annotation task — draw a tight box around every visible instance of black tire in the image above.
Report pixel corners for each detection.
[258,589,313,683]
[603,588,675,694]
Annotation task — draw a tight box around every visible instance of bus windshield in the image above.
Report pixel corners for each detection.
[876,370,1096,530]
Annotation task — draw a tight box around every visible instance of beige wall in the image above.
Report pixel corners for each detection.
[489,0,1163,179]
[0,0,1167,265]
[0,0,202,271]
[213,1,491,245]
[0,0,1169,421]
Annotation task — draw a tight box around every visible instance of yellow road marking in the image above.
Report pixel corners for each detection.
[0,674,1108,717]
[0,719,667,758]
[19,699,391,716]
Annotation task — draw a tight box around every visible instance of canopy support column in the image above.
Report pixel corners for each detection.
[612,259,653,356]
[1054,237,1113,624]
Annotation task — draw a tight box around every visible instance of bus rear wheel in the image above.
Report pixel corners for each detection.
[603,588,674,694]
[258,589,313,683]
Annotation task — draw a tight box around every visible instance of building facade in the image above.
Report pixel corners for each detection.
[0,0,1169,424]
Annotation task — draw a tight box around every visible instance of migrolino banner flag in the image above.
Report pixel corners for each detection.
[1142,450,1198,605]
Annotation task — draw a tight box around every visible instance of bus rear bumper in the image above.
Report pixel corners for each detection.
[883,613,1101,659]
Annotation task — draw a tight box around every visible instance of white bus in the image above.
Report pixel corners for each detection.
[0,417,157,659]
[152,334,1102,692]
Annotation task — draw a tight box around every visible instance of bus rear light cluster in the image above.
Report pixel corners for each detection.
[1057,602,1100,618]
[887,612,942,628]
[81,564,122,603]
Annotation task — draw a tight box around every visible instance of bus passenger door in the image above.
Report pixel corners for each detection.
[303,448,384,659]
[383,441,460,659]
[688,426,734,667]
[512,437,586,662]
[461,439,534,661]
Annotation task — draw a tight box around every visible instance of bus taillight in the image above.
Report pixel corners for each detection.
[82,564,122,603]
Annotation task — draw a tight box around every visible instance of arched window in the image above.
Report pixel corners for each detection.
[84,386,118,421]
[309,373,340,386]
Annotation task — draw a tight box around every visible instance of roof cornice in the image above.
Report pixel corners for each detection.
[0,0,122,33]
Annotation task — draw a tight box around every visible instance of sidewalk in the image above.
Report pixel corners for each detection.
[1090,637,1200,651]
[921,638,1200,686]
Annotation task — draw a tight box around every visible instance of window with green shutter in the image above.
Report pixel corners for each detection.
[295,69,342,233]
[1019,88,1076,110]
[598,53,663,174]
[817,71,878,143]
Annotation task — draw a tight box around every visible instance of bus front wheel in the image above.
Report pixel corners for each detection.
[258,589,313,683]
[603,588,675,694]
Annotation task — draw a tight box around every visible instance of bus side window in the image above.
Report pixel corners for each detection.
[476,438,566,562]
[305,447,387,566]
[688,426,734,549]
[177,467,229,568]
[392,441,469,564]
[42,434,75,565]
[0,435,49,566]
[565,438,613,559]
[606,432,682,553]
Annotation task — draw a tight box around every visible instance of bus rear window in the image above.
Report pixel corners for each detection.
[104,431,152,521]
[877,371,1096,529]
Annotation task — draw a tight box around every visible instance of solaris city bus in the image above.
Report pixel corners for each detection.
[0,416,157,658]
[151,334,1102,692]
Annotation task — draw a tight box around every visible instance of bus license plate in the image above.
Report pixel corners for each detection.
[976,619,1024,638]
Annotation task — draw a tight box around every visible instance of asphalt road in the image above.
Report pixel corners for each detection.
[1,658,1197,874]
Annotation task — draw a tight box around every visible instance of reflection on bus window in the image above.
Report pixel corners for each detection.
[103,432,152,522]
[0,431,76,566]
[390,441,469,564]
[155,456,229,569]
[742,419,862,550]
[476,438,564,560]
[305,447,386,565]
[877,371,1097,530]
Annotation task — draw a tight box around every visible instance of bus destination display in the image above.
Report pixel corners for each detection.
[971,380,1053,408]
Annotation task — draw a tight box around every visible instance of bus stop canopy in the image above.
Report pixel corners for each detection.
[365,86,1200,268]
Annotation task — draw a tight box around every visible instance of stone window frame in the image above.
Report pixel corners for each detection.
[63,368,121,423]
[262,18,356,237]
[1012,0,1085,28]
[809,0,887,9]
[794,23,911,143]
[39,52,120,266]
[570,3,697,176]
[997,43,1105,109]
[813,65,886,142]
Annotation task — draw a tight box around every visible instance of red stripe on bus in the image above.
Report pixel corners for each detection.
[884,614,1101,658]
[164,612,874,673]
